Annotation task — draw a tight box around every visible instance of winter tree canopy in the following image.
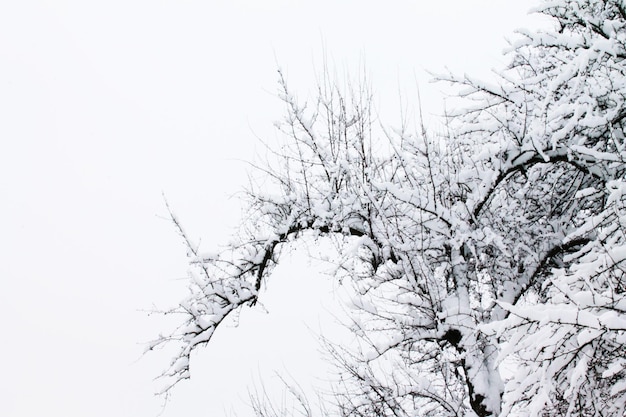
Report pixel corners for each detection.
[151,0,626,415]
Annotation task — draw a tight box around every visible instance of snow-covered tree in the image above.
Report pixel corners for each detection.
[151,0,626,415]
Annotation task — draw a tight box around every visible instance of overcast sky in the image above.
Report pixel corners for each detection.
[0,1,545,416]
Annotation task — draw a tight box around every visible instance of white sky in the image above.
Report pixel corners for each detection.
[0,1,544,416]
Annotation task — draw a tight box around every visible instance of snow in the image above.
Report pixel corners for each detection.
[9,0,626,416]
[603,358,626,379]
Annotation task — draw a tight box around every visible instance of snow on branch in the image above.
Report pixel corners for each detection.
[152,2,626,414]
